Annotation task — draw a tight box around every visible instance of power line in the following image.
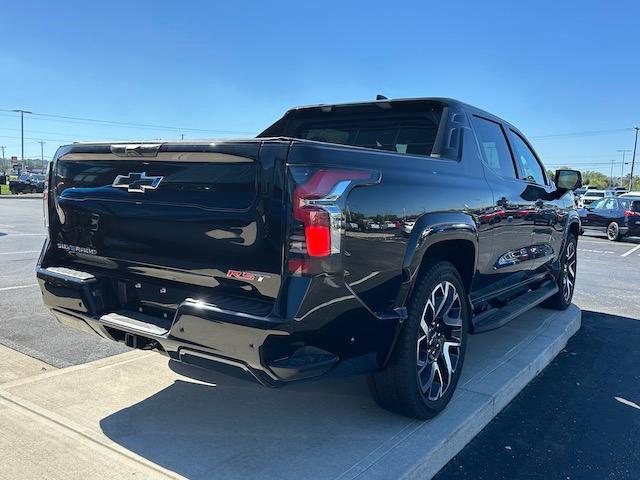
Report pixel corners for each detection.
[0,109,255,135]
[1,107,631,140]
[546,161,624,166]
[543,153,626,160]
[0,126,129,141]
[530,128,633,140]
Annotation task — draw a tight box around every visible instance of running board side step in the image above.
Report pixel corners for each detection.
[472,281,558,333]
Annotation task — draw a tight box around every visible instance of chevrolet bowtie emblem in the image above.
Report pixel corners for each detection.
[112,172,163,193]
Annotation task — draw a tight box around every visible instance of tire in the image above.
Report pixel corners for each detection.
[543,232,577,310]
[607,222,622,241]
[369,260,469,419]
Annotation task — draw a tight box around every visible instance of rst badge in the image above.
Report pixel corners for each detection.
[112,172,163,193]
[226,270,270,283]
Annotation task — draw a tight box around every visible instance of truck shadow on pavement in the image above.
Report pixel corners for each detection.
[99,360,413,480]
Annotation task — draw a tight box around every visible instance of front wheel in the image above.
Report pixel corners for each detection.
[543,233,577,310]
[369,260,469,419]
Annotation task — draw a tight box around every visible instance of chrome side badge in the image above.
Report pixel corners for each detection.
[57,243,98,255]
[112,172,163,193]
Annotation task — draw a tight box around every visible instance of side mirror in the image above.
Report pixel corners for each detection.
[555,169,582,191]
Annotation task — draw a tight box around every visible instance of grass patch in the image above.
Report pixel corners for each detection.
[0,184,9,195]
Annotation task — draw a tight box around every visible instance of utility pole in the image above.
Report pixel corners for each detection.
[610,159,615,187]
[37,140,45,164]
[630,127,639,191]
[11,109,32,162]
[617,149,631,182]
[0,145,5,174]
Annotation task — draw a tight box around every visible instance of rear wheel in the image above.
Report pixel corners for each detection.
[543,233,577,310]
[607,222,622,241]
[369,260,468,419]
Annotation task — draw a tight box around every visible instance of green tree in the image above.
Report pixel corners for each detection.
[581,170,609,189]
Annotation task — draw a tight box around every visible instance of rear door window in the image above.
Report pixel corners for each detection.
[471,116,516,179]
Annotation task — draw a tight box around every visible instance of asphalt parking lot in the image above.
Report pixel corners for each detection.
[1,198,639,478]
[0,198,127,367]
[437,232,640,479]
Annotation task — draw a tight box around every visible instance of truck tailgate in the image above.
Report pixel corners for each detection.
[49,142,286,307]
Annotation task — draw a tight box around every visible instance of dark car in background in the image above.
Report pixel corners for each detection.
[9,173,46,194]
[579,196,640,241]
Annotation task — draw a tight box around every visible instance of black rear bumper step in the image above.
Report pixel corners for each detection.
[100,311,171,336]
[472,281,558,333]
[267,347,339,381]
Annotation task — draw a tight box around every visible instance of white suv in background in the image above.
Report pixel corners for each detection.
[577,190,613,208]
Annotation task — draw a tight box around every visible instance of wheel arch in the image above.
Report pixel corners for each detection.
[397,212,478,308]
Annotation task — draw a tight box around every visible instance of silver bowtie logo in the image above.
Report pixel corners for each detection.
[112,172,163,193]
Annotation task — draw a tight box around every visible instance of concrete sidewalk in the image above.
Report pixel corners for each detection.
[0,305,580,480]
[0,193,43,199]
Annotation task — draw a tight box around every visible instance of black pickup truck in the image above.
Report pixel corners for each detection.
[36,98,581,418]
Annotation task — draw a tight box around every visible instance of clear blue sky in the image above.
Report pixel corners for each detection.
[1,0,638,175]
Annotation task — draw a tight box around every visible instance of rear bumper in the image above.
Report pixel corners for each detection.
[37,265,400,385]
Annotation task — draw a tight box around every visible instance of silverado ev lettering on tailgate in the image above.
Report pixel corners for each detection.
[37,98,581,419]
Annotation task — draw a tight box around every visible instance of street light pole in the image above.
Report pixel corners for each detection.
[630,127,639,191]
[11,109,32,162]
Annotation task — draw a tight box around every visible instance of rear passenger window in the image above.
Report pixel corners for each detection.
[604,199,617,209]
[509,130,546,185]
[471,116,516,179]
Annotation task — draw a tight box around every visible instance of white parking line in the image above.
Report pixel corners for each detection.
[621,244,640,257]
[578,239,608,244]
[578,248,615,254]
[0,284,38,292]
[0,250,40,255]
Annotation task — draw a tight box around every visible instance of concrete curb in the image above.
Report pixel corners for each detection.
[0,194,43,199]
[354,305,581,480]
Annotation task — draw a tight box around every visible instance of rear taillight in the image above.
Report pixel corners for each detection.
[625,210,640,217]
[288,167,380,275]
[43,161,51,237]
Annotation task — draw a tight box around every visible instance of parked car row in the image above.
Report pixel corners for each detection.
[573,185,639,208]
[9,173,46,194]
[578,196,640,241]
